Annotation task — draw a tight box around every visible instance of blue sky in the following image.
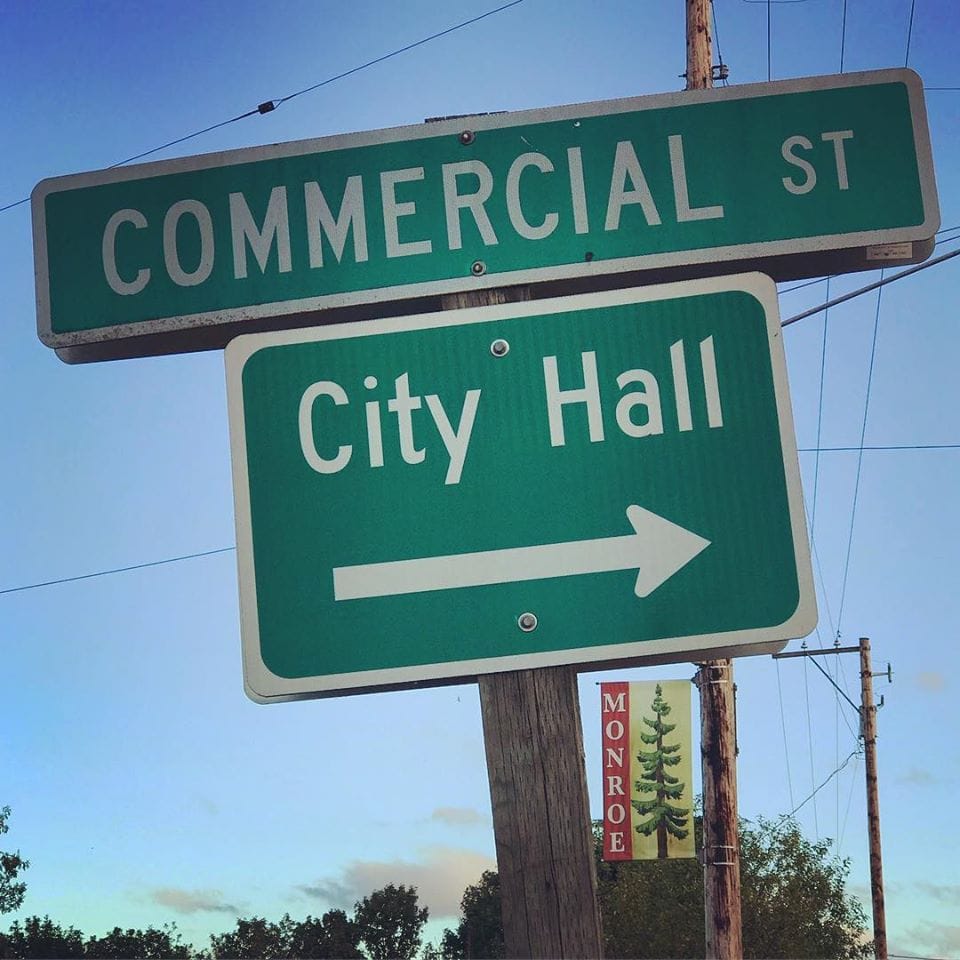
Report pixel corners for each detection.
[2,0,959,956]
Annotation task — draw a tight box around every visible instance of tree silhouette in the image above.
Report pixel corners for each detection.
[354,883,428,960]
[631,683,689,858]
[0,806,29,915]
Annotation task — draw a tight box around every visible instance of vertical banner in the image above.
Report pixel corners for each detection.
[601,680,696,860]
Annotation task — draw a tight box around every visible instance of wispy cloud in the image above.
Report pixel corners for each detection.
[430,806,488,827]
[906,920,960,956]
[915,671,946,692]
[848,883,870,904]
[298,846,496,918]
[150,887,240,915]
[897,766,938,786]
[916,882,960,907]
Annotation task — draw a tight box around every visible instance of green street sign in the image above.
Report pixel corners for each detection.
[226,274,816,702]
[36,69,937,363]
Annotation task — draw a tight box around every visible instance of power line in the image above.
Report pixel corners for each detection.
[0,0,525,215]
[0,547,235,596]
[799,443,960,451]
[905,0,917,67]
[766,0,772,81]
[838,744,859,853]
[777,226,960,296]
[810,276,830,534]
[782,747,862,820]
[775,659,796,810]
[802,652,821,837]
[782,247,960,327]
[710,0,729,86]
[272,0,525,110]
[836,276,884,635]
[839,0,848,72]
[807,514,837,641]
[2,437,954,598]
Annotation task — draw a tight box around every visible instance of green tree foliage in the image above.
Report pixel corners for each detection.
[0,916,85,959]
[287,910,363,959]
[209,916,293,959]
[632,684,689,859]
[354,884,428,960]
[441,817,870,960]
[601,814,871,960]
[85,923,192,959]
[438,871,504,960]
[0,884,424,959]
[739,817,871,960]
[0,808,29,916]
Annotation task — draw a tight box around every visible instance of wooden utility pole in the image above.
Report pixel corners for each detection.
[685,0,714,90]
[694,660,743,960]
[441,284,604,959]
[860,637,888,960]
[685,4,743,958]
[771,639,890,959]
[480,666,603,959]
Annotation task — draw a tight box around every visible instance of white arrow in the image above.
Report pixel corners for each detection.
[332,505,710,602]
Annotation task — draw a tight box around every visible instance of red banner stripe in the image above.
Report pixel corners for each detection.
[600,681,632,860]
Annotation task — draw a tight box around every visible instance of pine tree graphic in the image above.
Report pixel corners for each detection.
[631,683,690,859]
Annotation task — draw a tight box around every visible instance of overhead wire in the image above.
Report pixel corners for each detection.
[835,276,885,637]
[839,0,848,72]
[0,0,526,215]
[710,0,729,86]
[904,0,917,67]
[270,0,525,111]
[781,747,861,820]
[800,442,960,451]
[807,517,838,641]
[810,278,830,541]
[782,247,960,326]
[802,652,820,838]
[0,547,235,596]
[838,752,859,852]
[766,0,772,81]
[0,434,950,601]
[777,225,960,297]
[775,660,797,810]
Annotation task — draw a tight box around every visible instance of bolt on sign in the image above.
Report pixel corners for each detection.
[34,69,937,362]
[225,274,815,702]
[601,680,695,861]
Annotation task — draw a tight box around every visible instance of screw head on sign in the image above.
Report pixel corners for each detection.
[518,612,538,632]
[471,260,486,276]
[459,130,475,145]
[490,339,510,358]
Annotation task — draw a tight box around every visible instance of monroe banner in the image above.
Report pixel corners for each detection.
[601,680,696,860]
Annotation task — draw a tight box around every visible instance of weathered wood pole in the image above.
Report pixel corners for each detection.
[684,6,743,957]
[441,286,604,959]
[685,0,714,90]
[859,637,888,960]
[695,660,743,960]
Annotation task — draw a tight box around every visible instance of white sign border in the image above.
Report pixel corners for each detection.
[226,272,817,702]
[37,68,938,351]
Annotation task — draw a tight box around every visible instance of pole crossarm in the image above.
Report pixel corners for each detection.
[772,648,862,716]
[771,645,861,657]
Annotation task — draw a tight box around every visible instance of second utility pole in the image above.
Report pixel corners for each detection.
[686,3,744,959]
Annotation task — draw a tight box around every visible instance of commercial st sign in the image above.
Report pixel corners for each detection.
[226,275,816,701]
[36,69,937,362]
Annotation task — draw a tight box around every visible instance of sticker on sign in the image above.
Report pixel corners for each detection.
[226,273,816,702]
